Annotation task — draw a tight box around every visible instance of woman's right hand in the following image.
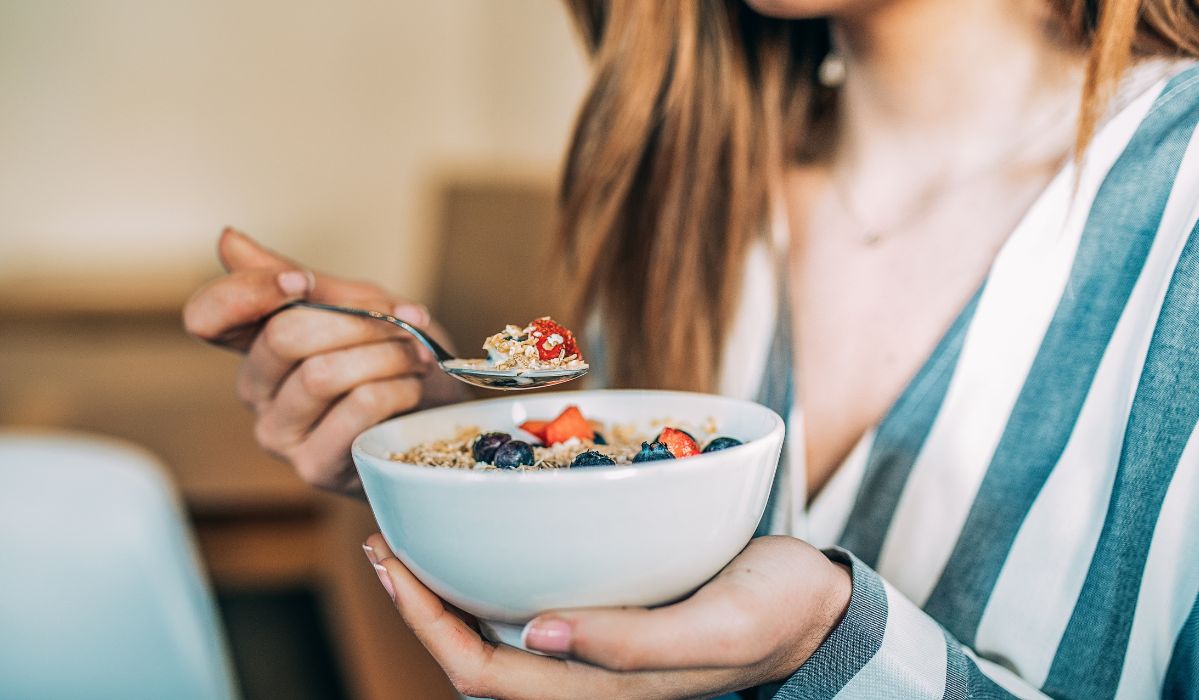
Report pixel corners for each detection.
[183,228,467,494]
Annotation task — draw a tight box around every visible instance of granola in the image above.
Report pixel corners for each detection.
[387,406,742,471]
[482,317,587,372]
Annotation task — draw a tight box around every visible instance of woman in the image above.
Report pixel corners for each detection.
[185,0,1199,697]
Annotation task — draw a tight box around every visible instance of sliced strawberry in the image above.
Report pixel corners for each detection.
[518,420,550,443]
[544,405,594,445]
[657,427,700,459]
[529,317,581,361]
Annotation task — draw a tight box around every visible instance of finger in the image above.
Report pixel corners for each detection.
[363,536,748,700]
[184,267,312,350]
[363,534,497,693]
[237,304,418,406]
[255,340,425,446]
[220,227,415,309]
[365,531,396,561]
[289,377,423,490]
[361,534,477,627]
[218,227,295,272]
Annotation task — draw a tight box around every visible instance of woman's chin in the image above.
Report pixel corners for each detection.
[742,0,874,19]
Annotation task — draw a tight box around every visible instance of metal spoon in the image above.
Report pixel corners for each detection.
[282,300,588,391]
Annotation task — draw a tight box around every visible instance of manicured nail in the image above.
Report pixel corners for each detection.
[277,270,310,296]
[373,563,395,600]
[362,543,377,565]
[521,618,572,654]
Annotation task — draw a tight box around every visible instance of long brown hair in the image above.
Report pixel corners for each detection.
[557,0,1199,391]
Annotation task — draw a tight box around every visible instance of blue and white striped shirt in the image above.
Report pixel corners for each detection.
[721,60,1199,699]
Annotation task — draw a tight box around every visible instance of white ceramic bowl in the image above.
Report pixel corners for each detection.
[351,389,784,647]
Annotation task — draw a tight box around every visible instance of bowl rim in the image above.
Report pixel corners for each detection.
[351,389,786,484]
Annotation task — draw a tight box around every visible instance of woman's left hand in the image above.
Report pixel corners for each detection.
[362,533,851,700]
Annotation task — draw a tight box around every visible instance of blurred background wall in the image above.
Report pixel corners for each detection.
[0,0,585,304]
[0,2,588,698]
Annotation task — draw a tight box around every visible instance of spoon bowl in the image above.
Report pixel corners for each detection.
[440,360,588,390]
[282,301,588,391]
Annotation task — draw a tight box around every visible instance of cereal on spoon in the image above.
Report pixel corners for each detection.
[482,317,587,372]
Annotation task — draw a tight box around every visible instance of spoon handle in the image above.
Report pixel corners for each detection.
[281,300,455,363]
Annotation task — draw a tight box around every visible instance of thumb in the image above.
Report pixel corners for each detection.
[217,227,294,272]
[520,594,762,672]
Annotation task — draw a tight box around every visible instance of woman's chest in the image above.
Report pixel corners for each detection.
[784,167,1054,498]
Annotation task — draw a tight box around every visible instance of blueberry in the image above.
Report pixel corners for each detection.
[570,450,615,468]
[632,441,675,463]
[472,432,512,463]
[592,432,608,445]
[492,440,535,469]
[702,437,743,453]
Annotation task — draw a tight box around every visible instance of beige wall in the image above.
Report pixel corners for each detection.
[0,0,587,305]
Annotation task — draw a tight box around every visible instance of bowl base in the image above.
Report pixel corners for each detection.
[478,619,527,650]
[477,619,563,656]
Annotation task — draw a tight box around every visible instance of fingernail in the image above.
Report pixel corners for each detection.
[393,303,430,328]
[278,270,310,296]
[362,543,377,565]
[521,617,572,654]
[373,563,395,601]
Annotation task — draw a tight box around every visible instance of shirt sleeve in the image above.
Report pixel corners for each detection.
[773,549,1049,700]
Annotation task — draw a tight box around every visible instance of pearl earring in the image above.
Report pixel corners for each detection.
[818,51,846,88]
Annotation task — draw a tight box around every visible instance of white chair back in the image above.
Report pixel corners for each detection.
[0,430,238,700]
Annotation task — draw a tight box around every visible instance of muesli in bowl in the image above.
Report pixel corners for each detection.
[391,405,744,471]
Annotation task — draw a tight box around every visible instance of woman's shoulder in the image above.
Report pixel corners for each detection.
[1106,58,1199,120]
[1091,58,1199,164]
[1080,59,1199,251]
[1101,61,1199,445]
[1059,58,1199,396]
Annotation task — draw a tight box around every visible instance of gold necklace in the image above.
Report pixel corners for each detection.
[829,170,948,247]
[828,109,1077,247]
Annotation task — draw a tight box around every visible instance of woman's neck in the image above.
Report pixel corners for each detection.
[832,0,1086,175]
